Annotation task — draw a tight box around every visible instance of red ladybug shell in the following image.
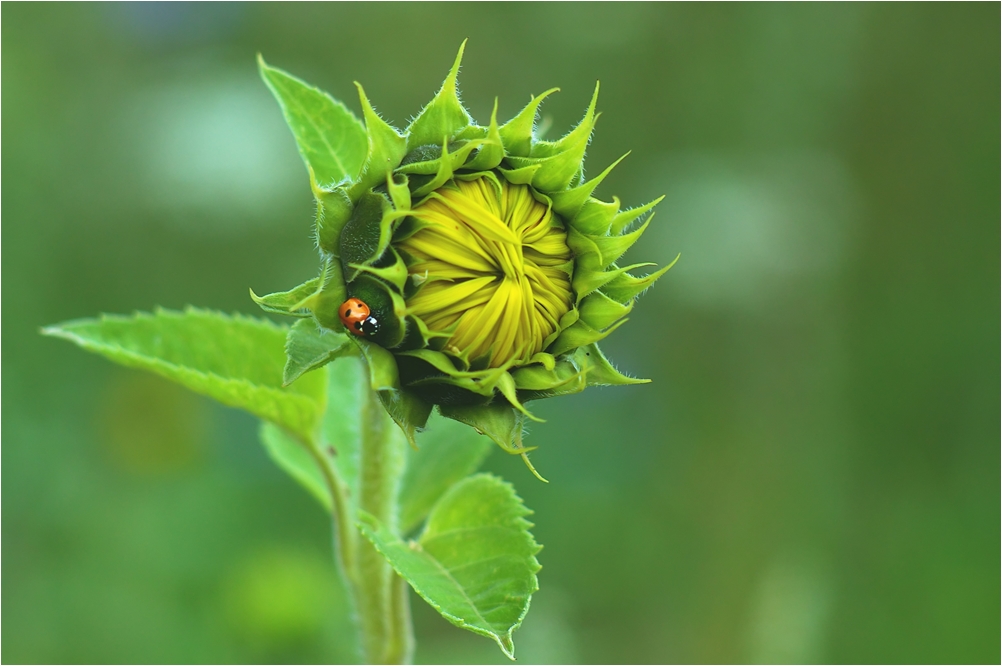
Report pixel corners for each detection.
[339,298,370,335]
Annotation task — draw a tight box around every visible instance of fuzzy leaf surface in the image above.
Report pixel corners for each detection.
[43,308,326,441]
[284,318,352,386]
[358,473,540,660]
[399,414,493,534]
[258,356,371,513]
[259,422,331,511]
[259,56,368,186]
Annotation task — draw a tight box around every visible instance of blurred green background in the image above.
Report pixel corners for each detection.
[3,3,998,663]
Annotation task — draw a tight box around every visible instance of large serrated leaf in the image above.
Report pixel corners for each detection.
[358,473,541,660]
[258,55,368,187]
[43,308,325,441]
[399,413,493,534]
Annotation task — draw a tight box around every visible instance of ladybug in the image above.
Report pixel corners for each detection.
[338,297,380,337]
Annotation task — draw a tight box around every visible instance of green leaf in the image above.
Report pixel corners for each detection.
[284,318,352,386]
[322,355,368,506]
[399,413,493,534]
[358,474,541,660]
[258,55,368,187]
[43,308,325,441]
[259,422,331,511]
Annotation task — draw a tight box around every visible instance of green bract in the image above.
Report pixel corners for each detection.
[254,42,674,476]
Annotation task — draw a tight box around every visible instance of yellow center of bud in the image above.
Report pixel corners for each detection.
[398,175,574,368]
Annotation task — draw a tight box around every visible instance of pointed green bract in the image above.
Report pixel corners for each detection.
[358,474,541,660]
[284,318,352,386]
[43,308,326,442]
[610,195,665,235]
[438,402,525,452]
[578,290,635,331]
[353,83,408,196]
[405,40,472,150]
[314,183,353,256]
[498,88,558,157]
[258,55,368,187]
[602,255,678,304]
[250,278,321,317]
[550,152,628,220]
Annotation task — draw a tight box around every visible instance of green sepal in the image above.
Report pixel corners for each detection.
[511,358,586,393]
[548,317,628,357]
[408,364,512,399]
[397,348,471,376]
[405,40,473,151]
[578,290,635,331]
[348,246,410,292]
[498,88,559,158]
[339,190,394,276]
[498,163,542,186]
[257,55,368,187]
[250,277,321,318]
[352,338,431,447]
[410,138,484,199]
[353,336,400,391]
[379,389,433,450]
[549,152,628,221]
[609,195,664,235]
[386,172,412,211]
[528,351,556,371]
[312,177,353,257]
[495,371,543,423]
[297,259,347,332]
[463,99,504,171]
[571,196,620,236]
[401,313,453,351]
[572,262,648,303]
[579,343,649,386]
[565,226,603,272]
[567,217,651,273]
[283,318,352,386]
[600,254,678,304]
[438,402,529,455]
[594,216,653,267]
[351,82,408,198]
[523,82,600,191]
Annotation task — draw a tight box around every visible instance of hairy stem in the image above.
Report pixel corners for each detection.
[305,360,414,664]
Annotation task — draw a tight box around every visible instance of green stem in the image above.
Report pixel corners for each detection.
[350,382,413,664]
[304,360,414,664]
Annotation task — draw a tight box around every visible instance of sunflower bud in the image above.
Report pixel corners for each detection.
[254,41,676,474]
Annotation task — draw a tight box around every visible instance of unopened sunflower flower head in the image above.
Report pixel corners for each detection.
[253,41,675,478]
